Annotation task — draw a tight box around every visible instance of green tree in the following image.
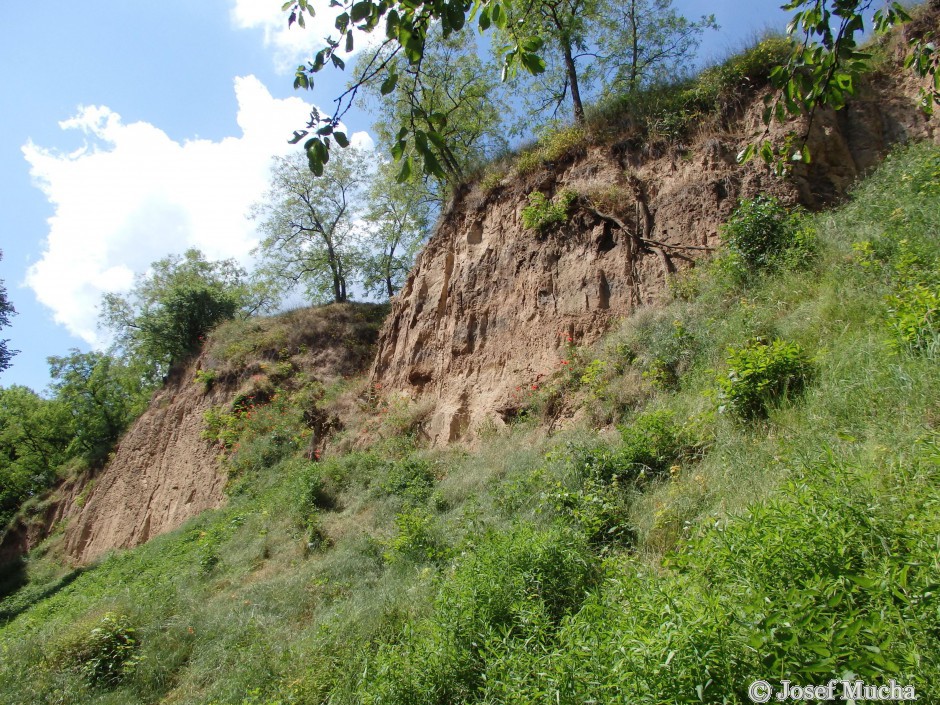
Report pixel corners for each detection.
[251,148,368,304]
[285,0,927,176]
[0,251,18,374]
[742,0,927,168]
[361,160,431,298]
[596,0,717,95]
[497,0,714,127]
[0,386,70,527]
[47,350,148,463]
[100,249,251,379]
[361,25,508,188]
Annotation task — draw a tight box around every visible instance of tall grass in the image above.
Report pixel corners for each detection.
[0,143,938,704]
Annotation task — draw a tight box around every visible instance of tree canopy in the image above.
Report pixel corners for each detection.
[360,159,432,298]
[285,0,935,175]
[495,0,716,127]
[252,148,368,305]
[360,24,508,189]
[100,249,253,379]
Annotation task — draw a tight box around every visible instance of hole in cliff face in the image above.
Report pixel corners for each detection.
[597,225,616,253]
[467,220,483,244]
[598,271,611,309]
[408,371,433,389]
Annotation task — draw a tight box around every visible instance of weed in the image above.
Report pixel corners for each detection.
[720,195,817,279]
[384,507,448,565]
[58,612,141,688]
[521,189,577,233]
[194,367,218,392]
[718,337,813,418]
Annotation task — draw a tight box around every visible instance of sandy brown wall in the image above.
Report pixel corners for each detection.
[371,71,938,445]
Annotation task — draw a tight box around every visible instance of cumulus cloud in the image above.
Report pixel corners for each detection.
[230,0,380,70]
[23,75,372,345]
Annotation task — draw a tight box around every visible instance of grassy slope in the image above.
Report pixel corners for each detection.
[0,144,938,704]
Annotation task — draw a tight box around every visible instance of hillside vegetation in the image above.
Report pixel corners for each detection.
[0,133,937,703]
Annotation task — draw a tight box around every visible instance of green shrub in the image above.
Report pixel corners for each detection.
[364,525,598,703]
[384,507,447,564]
[718,338,813,418]
[855,229,939,355]
[721,195,816,277]
[887,281,939,354]
[579,358,608,393]
[515,126,587,175]
[540,126,586,162]
[560,410,689,485]
[908,149,940,196]
[194,367,217,391]
[202,406,241,449]
[633,317,698,390]
[584,36,791,143]
[521,190,577,233]
[59,613,141,688]
[379,456,437,505]
[546,475,636,549]
[614,410,688,479]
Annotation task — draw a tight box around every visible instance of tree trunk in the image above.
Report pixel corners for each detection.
[628,0,639,93]
[385,242,397,298]
[561,39,585,125]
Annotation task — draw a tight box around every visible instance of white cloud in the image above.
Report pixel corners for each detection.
[231,0,377,70]
[24,75,372,346]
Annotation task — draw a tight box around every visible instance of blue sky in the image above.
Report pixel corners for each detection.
[0,0,792,393]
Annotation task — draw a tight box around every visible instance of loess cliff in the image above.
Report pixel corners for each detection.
[3,20,938,564]
[370,68,939,445]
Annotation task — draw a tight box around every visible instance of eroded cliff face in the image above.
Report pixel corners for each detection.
[57,303,385,563]
[371,73,938,445]
[60,355,233,563]
[0,304,386,565]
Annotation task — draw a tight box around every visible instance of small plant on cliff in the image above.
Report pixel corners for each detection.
[194,367,217,392]
[720,196,817,280]
[521,190,577,233]
[718,337,813,418]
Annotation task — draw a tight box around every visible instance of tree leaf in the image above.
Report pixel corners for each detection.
[520,52,546,75]
[381,72,399,95]
[736,143,756,164]
[396,156,413,183]
[351,0,372,23]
